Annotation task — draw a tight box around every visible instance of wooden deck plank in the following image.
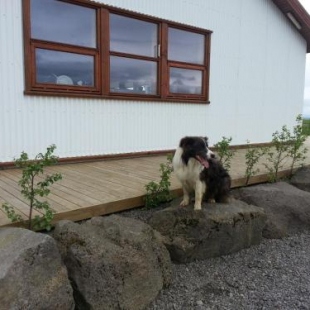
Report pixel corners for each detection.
[90,156,166,170]
[47,181,103,206]
[0,170,79,212]
[51,196,145,223]
[85,161,162,179]
[13,166,112,206]
[50,165,143,197]
[0,177,33,208]
[9,174,107,215]
[81,163,155,186]
[55,164,147,193]
[0,185,41,217]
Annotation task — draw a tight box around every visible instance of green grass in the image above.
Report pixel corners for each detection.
[302,118,310,136]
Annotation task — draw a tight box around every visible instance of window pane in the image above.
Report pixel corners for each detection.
[110,57,157,94]
[170,67,202,94]
[31,0,96,48]
[168,28,205,64]
[110,14,158,57]
[35,49,94,87]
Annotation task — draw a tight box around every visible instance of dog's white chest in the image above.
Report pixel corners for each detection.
[173,147,204,190]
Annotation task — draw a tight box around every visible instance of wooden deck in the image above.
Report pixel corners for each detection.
[1,139,310,228]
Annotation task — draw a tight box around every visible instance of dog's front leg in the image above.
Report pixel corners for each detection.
[194,181,205,210]
[180,184,190,207]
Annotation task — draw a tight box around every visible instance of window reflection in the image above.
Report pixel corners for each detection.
[110,57,157,94]
[168,28,204,64]
[35,49,94,86]
[170,67,202,94]
[110,14,158,57]
[31,0,96,48]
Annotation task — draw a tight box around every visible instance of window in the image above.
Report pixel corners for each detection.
[26,0,98,92]
[109,14,158,95]
[23,0,212,103]
[168,28,205,95]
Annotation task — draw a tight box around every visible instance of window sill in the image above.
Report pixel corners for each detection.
[24,90,210,104]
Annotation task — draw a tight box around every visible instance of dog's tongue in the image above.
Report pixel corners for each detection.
[196,155,209,168]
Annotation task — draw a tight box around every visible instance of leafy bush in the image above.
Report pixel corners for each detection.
[244,142,267,186]
[263,115,308,182]
[144,154,173,209]
[1,145,62,231]
[213,136,235,171]
[287,114,308,176]
[263,125,292,182]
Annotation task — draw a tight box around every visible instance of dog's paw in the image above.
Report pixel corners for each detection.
[194,203,202,210]
[208,198,216,203]
[180,200,189,207]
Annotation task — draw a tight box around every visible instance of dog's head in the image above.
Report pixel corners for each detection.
[179,136,215,168]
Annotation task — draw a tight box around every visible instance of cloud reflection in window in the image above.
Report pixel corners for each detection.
[110,14,158,58]
[110,57,157,94]
[35,49,94,86]
[168,28,204,64]
[31,0,96,48]
[169,67,202,94]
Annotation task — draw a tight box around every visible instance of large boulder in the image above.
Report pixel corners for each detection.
[290,167,310,192]
[148,199,266,263]
[53,215,172,310]
[234,182,310,239]
[0,228,74,310]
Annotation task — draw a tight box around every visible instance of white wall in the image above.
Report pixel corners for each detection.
[0,0,307,161]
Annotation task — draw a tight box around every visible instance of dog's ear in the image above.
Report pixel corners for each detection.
[202,136,209,146]
[179,137,187,148]
[180,137,197,164]
[180,136,195,148]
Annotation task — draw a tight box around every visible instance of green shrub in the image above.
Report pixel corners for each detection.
[244,142,267,186]
[144,154,173,209]
[287,114,308,177]
[263,126,291,182]
[1,145,62,231]
[213,136,235,171]
[263,115,308,182]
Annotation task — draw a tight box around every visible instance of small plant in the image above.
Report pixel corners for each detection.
[1,145,62,231]
[287,114,308,177]
[263,115,308,182]
[144,154,173,209]
[244,141,267,186]
[213,136,235,171]
[263,125,291,182]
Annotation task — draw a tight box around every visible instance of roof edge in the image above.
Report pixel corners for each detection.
[272,0,310,53]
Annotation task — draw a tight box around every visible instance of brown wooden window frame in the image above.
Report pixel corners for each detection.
[23,0,212,103]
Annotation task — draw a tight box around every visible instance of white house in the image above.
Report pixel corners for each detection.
[0,0,310,164]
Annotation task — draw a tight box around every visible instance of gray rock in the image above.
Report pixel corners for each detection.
[0,227,74,310]
[233,182,310,238]
[148,199,266,263]
[291,167,310,192]
[53,215,172,310]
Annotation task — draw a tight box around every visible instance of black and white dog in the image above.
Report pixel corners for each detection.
[172,136,231,210]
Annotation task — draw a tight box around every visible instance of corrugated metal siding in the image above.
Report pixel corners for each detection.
[0,0,307,161]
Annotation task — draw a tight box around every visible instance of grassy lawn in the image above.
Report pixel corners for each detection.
[303,118,310,136]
